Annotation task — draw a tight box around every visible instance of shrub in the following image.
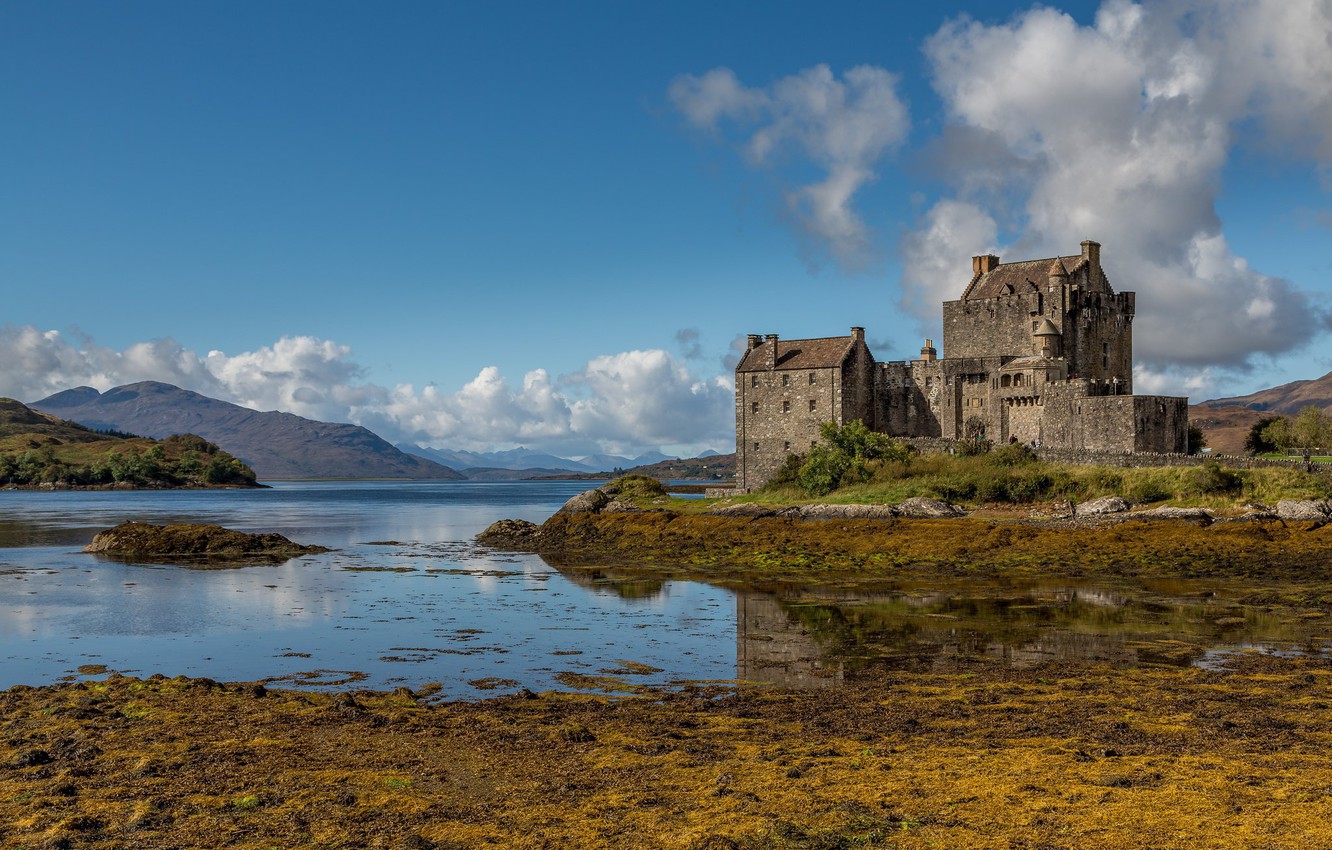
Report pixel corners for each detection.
[1128,478,1172,504]
[1190,461,1244,496]
[988,442,1038,467]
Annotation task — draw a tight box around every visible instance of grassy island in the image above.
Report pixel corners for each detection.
[0,398,257,488]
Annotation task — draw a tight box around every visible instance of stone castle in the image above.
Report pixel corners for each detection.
[733,240,1189,490]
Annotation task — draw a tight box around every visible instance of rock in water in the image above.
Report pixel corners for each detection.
[84,522,329,561]
[476,519,541,548]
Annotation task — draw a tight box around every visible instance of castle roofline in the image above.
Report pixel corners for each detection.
[735,334,863,372]
[963,255,1085,300]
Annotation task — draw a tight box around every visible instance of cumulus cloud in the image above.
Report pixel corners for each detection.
[670,64,910,270]
[904,0,1332,393]
[0,326,733,456]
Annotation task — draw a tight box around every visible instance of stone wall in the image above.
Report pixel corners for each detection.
[735,365,840,490]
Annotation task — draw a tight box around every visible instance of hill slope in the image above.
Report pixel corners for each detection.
[32,382,463,481]
[1203,371,1332,415]
[0,398,256,487]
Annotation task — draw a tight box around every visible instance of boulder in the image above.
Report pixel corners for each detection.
[84,522,328,561]
[1129,506,1213,522]
[705,503,778,518]
[796,504,897,520]
[1276,500,1332,521]
[1077,496,1131,516]
[556,489,610,515]
[893,497,966,518]
[477,519,541,548]
[600,499,640,514]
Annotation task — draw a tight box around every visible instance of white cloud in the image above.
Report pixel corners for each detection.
[670,64,910,270]
[904,0,1332,394]
[0,325,733,456]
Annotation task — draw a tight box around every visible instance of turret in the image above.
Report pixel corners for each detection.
[1033,317,1062,358]
[1047,257,1069,288]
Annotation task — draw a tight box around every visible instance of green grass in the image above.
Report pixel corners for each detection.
[684,452,1332,511]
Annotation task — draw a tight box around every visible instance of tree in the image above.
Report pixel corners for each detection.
[795,420,910,497]
[1262,406,1332,465]
[1244,416,1283,455]
[1186,423,1207,455]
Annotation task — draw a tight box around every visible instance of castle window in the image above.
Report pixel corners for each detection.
[751,402,759,414]
[783,441,791,452]
[809,372,816,385]
[782,400,790,413]
[754,441,760,452]
[1001,375,1011,388]
[809,399,817,412]
[750,375,758,388]
[782,374,789,387]
[925,377,932,387]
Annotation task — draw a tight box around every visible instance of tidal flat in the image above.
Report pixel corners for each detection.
[5,654,1332,849]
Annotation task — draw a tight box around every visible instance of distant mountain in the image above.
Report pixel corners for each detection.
[401,445,595,472]
[1202,371,1332,415]
[536,452,735,481]
[33,382,464,481]
[575,451,676,471]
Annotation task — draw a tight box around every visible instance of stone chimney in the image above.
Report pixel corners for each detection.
[746,334,761,351]
[850,326,865,342]
[920,338,937,362]
[765,334,778,369]
[972,254,1000,275]
[1081,240,1100,267]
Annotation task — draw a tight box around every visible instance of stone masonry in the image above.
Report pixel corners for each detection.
[734,240,1189,490]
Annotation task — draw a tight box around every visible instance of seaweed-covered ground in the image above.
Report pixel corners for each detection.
[5,656,1332,849]
[505,511,1332,589]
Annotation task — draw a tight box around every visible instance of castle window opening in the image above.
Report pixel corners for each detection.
[808,373,816,385]
[782,400,790,413]
[754,441,760,452]
[783,441,791,452]
[751,375,758,388]
[1001,375,1011,388]
[782,374,789,387]
[809,399,817,412]
[751,402,759,414]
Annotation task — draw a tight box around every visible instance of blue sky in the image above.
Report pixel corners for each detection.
[2,1,1330,456]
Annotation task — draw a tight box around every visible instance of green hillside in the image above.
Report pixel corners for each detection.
[0,398,257,488]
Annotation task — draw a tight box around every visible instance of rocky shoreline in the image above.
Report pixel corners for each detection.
[479,485,1332,584]
[84,521,330,563]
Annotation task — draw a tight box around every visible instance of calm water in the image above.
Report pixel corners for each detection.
[1,481,1328,694]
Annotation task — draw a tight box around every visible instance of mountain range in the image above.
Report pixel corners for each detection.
[400,445,677,474]
[32,382,463,481]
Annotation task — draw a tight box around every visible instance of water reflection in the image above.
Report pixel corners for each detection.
[733,584,1330,685]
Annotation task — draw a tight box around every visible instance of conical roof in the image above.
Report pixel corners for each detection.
[1034,317,1061,336]
[1047,258,1069,277]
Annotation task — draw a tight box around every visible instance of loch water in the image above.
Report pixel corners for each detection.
[0,481,1327,695]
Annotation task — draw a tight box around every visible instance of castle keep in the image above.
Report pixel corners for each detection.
[733,240,1188,490]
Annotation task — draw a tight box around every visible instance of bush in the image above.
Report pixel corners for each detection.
[1128,478,1172,504]
[1190,461,1244,496]
[988,442,1038,467]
